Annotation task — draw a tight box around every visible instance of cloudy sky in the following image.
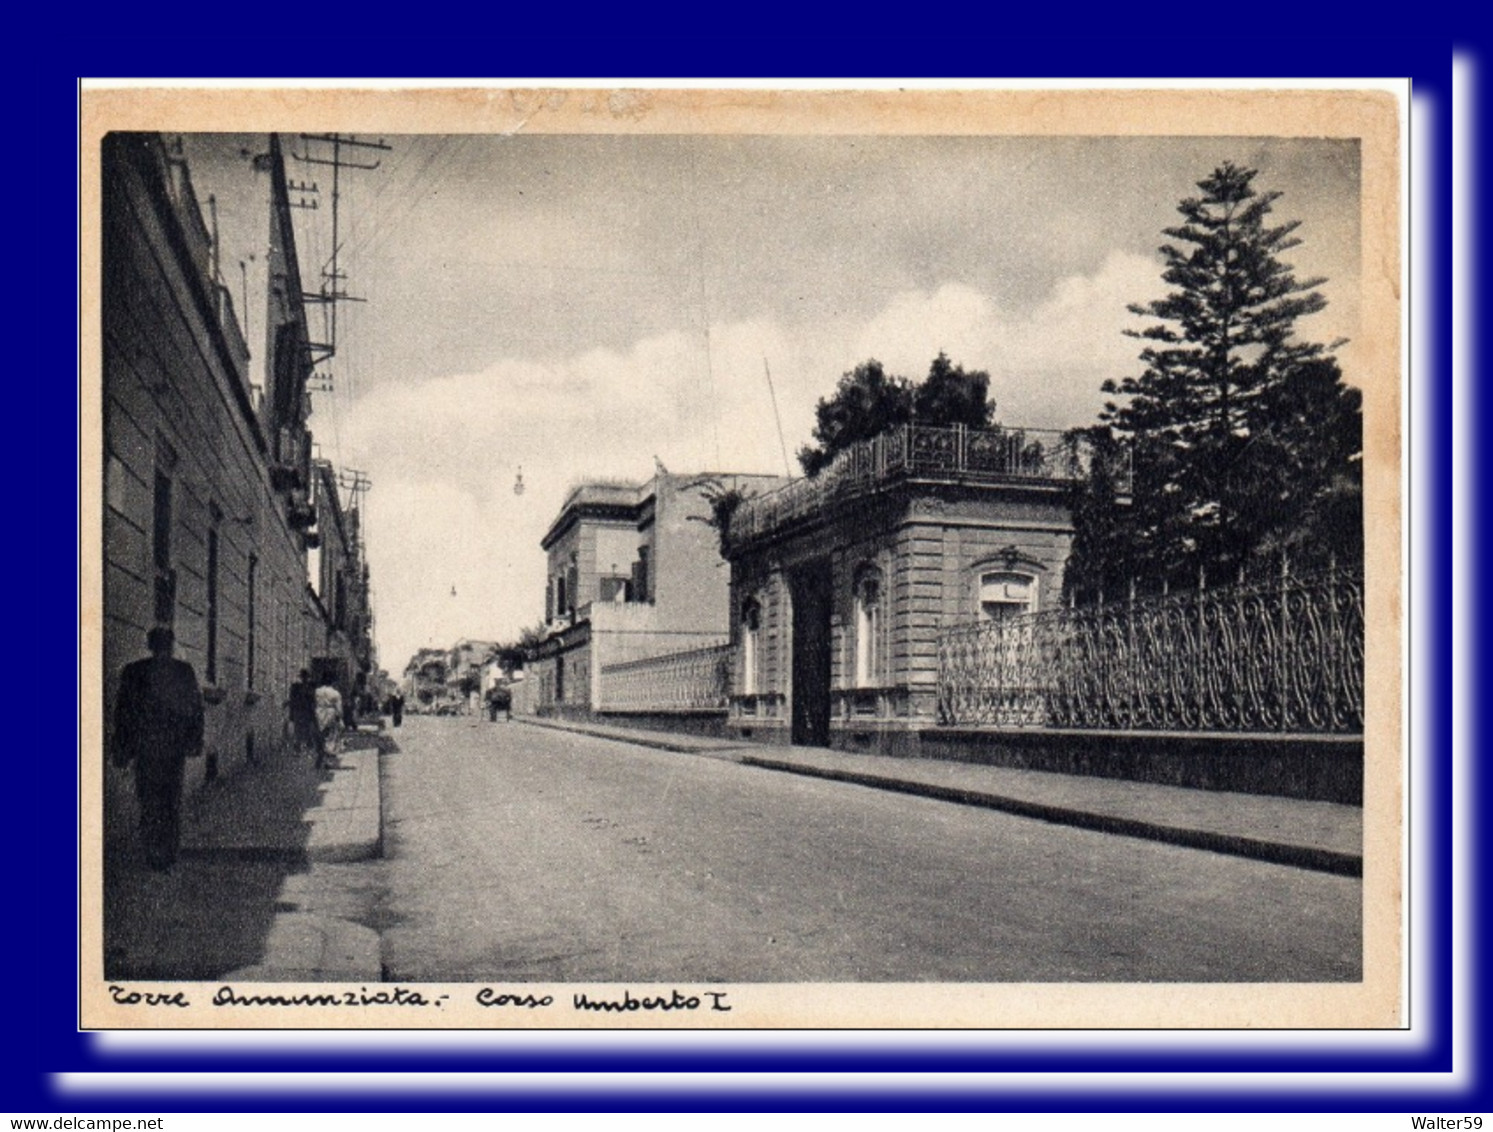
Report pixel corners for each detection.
[184,131,1361,675]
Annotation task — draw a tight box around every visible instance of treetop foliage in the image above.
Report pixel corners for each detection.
[798,352,996,476]
[1068,161,1361,598]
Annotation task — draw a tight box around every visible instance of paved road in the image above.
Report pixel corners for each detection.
[380,716,1361,983]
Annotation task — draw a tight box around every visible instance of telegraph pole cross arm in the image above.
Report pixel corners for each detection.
[338,469,373,556]
[291,134,391,360]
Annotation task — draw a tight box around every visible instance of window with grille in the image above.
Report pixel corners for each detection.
[853,569,883,688]
[740,597,761,696]
[978,571,1036,620]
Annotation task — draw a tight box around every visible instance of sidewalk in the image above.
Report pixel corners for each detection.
[103,733,386,982]
[520,715,1363,876]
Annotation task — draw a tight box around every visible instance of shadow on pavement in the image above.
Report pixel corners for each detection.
[343,729,401,755]
[102,747,327,981]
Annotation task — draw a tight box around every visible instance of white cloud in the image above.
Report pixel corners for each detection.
[348,246,1269,670]
[992,249,1166,426]
[807,249,1166,430]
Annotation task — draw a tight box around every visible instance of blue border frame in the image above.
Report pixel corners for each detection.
[28,20,1460,1113]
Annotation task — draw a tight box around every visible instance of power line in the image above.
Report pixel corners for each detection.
[339,138,420,258]
[293,133,390,358]
[342,135,462,268]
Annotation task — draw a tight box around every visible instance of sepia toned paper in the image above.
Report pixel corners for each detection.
[80,81,1405,1031]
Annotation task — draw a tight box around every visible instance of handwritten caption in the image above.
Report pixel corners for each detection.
[108,983,732,1014]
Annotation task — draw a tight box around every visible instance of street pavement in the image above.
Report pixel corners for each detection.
[523,715,1363,875]
[102,734,389,982]
[101,713,1363,984]
[379,715,1360,982]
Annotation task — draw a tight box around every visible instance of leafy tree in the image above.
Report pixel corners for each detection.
[1243,357,1363,570]
[494,643,527,673]
[1061,425,1147,601]
[797,353,998,476]
[492,621,549,670]
[914,351,995,430]
[1070,162,1360,591]
[798,360,913,475]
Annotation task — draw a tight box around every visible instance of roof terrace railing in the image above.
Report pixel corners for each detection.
[728,424,1128,548]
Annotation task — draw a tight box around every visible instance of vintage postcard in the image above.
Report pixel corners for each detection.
[80,82,1405,1030]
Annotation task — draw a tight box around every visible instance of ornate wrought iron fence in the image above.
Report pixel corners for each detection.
[598,642,733,713]
[728,423,1129,546]
[937,568,1364,733]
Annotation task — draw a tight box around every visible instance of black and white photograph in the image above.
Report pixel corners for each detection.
[82,83,1404,1029]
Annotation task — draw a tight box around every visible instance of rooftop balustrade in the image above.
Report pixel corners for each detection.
[727,424,1128,548]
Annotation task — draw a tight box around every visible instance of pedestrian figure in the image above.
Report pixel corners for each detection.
[487,685,512,722]
[287,668,318,759]
[111,627,204,871]
[389,691,404,728]
[314,677,344,768]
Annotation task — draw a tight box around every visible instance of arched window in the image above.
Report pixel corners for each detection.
[853,568,883,688]
[978,571,1037,621]
[740,597,761,696]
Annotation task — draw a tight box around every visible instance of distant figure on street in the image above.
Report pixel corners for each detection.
[314,677,344,768]
[287,668,318,758]
[388,691,405,728]
[111,627,204,871]
[486,684,512,722]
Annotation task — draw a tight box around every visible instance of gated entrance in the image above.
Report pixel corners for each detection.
[790,560,833,746]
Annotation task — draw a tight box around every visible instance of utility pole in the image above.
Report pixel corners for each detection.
[293,134,390,377]
[337,468,373,555]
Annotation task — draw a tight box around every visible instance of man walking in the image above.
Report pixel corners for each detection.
[111,627,204,871]
[287,668,318,758]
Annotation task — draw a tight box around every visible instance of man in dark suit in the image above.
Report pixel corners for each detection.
[112,627,204,870]
[287,668,318,758]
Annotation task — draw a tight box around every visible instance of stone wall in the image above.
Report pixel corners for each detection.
[102,134,324,850]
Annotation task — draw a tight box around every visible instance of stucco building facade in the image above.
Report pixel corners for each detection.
[524,471,784,716]
[721,424,1105,754]
[101,132,370,849]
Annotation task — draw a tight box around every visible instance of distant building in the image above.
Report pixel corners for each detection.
[524,471,785,716]
[402,647,449,710]
[719,424,1119,754]
[445,638,497,711]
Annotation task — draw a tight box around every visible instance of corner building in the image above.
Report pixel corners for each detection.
[723,424,1111,755]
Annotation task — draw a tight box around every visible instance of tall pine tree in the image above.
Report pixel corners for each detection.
[1074,162,1358,593]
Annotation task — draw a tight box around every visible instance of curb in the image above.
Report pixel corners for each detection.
[220,913,383,982]
[740,755,1363,877]
[514,714,1361,878]
[518,715,748,756]
[304,751,383,863]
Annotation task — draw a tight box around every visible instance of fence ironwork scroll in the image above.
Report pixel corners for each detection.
[937,568,1364,733]
[599,642,733,713]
